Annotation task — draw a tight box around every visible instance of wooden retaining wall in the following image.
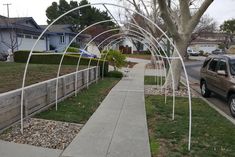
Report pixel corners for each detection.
[0,66,99,132]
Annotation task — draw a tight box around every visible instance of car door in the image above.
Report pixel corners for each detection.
[206,58,219,91]
[215,59,228,97]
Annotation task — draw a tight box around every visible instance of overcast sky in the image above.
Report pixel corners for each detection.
[0,0,234,26]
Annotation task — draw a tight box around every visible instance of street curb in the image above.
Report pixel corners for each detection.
[181,77,235,125]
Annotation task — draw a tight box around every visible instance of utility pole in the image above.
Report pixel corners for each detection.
[3,3,12,18]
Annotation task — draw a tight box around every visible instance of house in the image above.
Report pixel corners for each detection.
[0,16,49,53]
[0,15,92,56]
[40,24,90,52]
[188,32,229,54]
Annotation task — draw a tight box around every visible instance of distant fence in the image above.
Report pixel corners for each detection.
[0,66,99,132]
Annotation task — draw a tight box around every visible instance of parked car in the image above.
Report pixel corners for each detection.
[200,55,235,117]
[211,49,224,55]
[187,49,199,56]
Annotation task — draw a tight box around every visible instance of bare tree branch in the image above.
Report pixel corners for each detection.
[189,0,214,33]
[179,0,191,26]
[140,0,150,17]
[157,0,180,40]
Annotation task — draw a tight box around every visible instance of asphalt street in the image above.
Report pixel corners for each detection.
[185,58,234,119]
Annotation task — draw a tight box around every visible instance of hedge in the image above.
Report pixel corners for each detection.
[14,51,109,76]
[107,70,123,78]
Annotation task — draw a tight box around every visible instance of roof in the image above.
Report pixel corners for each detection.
[40,24,74,34]
[190,32,229,45]
[0,17,41,29]
[84,25,120,43]
[40,24,90,38]
[191,38,224,44]
[0,16,44,34]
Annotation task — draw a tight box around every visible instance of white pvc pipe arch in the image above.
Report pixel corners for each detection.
[91,29,172,105]
[20,2,192,151]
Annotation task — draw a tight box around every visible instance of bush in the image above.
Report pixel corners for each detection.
[70,42,80,48]
[102,49,126,70]
[67,47,79,52]
[199,50,204,56]
[14,51,109,76]
[107,70,123,78]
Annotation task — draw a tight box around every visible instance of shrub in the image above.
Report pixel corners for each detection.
[102,49,126,70]
[14,51,109,76]
[107,70,123,78]
[70,42,80,48]
[199,50,204,56]
[67,47,79,52]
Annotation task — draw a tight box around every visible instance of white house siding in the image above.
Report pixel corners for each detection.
[189,43,218,54]
[0,31,18,53]
[49,34,73,52]
[17,37,47,51]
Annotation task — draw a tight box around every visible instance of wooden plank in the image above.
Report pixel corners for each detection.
[46,82,51,104]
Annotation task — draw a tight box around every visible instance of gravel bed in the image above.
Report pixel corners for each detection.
[0,118,83,150]
[145,85,198,97]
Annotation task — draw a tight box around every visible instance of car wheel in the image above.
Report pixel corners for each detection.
[201,81,211,97]
[228,94,235,117]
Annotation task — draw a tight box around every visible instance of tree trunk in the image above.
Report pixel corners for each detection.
[164,39,188,90]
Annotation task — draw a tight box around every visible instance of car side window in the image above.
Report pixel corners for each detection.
[218,60,227,72]
[208,59,218,72]
[202,58,211,68]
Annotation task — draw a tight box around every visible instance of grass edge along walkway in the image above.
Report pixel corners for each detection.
[35,77,121,124]
[145,95,235,157]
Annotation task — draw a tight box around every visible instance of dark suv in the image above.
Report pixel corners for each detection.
[200,55,235,117]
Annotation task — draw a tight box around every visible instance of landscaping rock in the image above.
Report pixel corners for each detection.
[0,118,83,150]
[145,85,198,97]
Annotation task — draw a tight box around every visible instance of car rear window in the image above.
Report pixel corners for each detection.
[202,58,211,68]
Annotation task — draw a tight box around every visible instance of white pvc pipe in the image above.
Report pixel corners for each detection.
[21,3,191,151]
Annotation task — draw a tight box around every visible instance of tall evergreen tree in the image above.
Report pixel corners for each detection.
[46,0,115,30]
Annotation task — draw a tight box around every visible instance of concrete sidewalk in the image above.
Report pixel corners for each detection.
[61,63,151,157]
[0,140,62,157]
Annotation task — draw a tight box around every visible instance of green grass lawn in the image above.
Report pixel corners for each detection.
[144,76,165,85]
[0,62,85,93]
[145,95,235,157]
[35,77,120,124]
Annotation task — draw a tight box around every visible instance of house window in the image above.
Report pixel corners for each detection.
[60,35,65,44]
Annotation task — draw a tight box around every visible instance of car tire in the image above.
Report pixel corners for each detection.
[228,94,235,117]
[201,81,211,97]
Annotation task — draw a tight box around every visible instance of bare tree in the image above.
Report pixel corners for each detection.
[121,0,214,89]
[0,17,22,61]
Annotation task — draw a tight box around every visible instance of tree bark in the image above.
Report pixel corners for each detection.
[164,38,188,89]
